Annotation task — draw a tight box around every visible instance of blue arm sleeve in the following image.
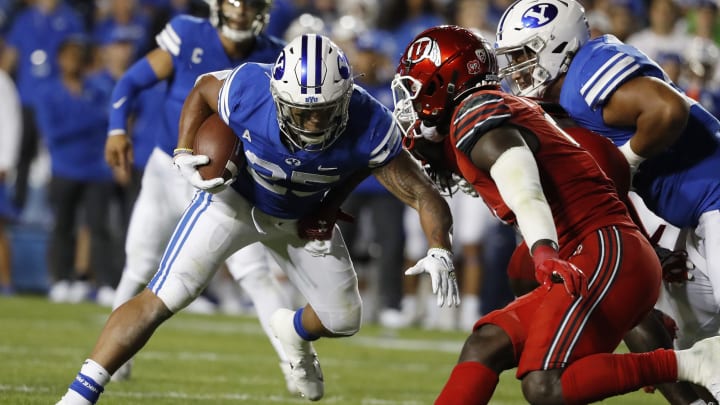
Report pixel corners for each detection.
[108,57,160,135]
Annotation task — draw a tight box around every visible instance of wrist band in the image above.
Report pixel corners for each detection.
[428,247,453,256]
[619,141,645,169]
[173,147,193,156]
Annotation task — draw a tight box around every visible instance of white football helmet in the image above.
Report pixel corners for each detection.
[205,0,271,42]
[270,34,354,151]
[495,0,589,98]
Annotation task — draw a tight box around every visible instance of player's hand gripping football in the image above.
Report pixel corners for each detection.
[532,244,588,298]
[173,150,229,193]
[405,248,460,307]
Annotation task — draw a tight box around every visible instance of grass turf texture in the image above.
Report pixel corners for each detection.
[0,295,667,404]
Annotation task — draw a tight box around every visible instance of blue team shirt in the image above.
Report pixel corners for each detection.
[5,4,85,106]
[34,76,113,181]
[154,15,284,154]
[217,63,403,219]
[560,34,720,228]
[93,12,152,55]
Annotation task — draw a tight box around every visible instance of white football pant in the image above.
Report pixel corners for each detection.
[148,188,363,335]
[113,148,290,360]
[630,192,720,349]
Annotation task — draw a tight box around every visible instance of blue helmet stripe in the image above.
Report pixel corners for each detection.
[301,34,308,94]
[315,35,322,94]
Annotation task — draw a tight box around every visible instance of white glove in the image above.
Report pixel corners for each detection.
[452,173,479,197]
[172,152,227,193]
[405,247,460,307]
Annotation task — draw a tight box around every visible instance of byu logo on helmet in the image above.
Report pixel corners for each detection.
[521,3,558,28]
[337,53,350,79]
[406,37,441,67]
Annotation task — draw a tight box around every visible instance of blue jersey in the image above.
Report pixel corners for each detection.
[218,63,403,219]
[353,80,394,194]
[131,83,166,169]
[154,15,284,154]
[560,35,720,228]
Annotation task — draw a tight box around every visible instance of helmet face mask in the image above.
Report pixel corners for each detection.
[270,34,354,151]
[495,0,590,98]
[207,0,271,41]
[276,100,348,148]
[496,40,552,97]
[391,25,500,139]
[391,75,424,138]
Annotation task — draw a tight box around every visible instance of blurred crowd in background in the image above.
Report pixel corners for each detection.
[0,0,718,331]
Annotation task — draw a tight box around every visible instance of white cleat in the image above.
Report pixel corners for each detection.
[678,336,720,400]
[280,361,300,395]
[111,359,133,382]
[270,309,324,401]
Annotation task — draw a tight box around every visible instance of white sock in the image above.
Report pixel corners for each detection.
[61,359,111,404]
[59,390,93,405]
[80,359,111,386]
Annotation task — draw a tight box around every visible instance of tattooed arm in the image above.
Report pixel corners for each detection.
[373,149,453,251]
[374,149,458,306]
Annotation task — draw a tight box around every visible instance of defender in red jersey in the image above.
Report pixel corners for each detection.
[392,25,720,405]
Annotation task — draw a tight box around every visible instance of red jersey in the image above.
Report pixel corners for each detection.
[445,90,634,256]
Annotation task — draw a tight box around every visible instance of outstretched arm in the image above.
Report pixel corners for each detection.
[105,48,174,171]
[373,150,452,251]
[373,150,459,307]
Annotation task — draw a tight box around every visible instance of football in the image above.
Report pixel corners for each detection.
[193,113,244,182]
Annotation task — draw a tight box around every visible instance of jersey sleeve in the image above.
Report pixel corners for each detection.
[452,93,512,157]
[572,46,644,109]
[217,63,250,124]
[367,113,403,168]
[155,15,198,59]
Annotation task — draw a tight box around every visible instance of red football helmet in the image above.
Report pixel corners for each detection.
[392,25,499,138]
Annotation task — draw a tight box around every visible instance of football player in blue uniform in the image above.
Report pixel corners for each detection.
[101,0,295,391]
[496,0,720,403]
[56,34,458,404]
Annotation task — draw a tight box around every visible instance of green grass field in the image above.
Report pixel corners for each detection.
[0,295,669,404]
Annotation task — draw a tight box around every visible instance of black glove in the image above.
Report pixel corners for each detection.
[297,209,355,240]
[653,245,692,284]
